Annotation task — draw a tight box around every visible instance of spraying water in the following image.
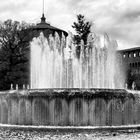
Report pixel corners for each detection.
[30,32,125,89]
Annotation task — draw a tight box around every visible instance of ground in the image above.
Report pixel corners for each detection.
[0,128,140,140]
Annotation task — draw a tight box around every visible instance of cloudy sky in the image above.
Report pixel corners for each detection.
[0,0,140,50]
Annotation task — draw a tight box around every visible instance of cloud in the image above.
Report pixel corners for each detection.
[85,0,140,49]
[0,0,139,49]
[122,10,140,21]
[0,0,27,14]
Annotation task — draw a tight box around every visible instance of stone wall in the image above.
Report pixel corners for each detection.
[0,89,138,126]
[119,48,140,90]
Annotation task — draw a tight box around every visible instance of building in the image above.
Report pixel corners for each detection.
[29,14,68,39]
[119,47,140,89]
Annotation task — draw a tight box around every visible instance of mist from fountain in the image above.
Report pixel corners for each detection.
[30,32,125,89]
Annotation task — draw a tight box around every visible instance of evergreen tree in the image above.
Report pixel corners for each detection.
[72,14,92,57]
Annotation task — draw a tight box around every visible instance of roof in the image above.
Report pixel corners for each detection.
[32,14,68,37]
[119,47,140,52]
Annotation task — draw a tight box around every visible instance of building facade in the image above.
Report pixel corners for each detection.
[119,47,140,90]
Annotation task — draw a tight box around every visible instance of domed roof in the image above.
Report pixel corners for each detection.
[33,14,68,37]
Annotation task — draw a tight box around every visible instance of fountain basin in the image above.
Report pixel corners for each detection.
[0,89,139,126]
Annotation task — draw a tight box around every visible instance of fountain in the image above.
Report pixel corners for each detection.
[30,32,125,89]
[0,14,139,127]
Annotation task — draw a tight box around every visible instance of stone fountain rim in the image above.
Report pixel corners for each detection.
[0,123,139,132]
[0,88,135,100]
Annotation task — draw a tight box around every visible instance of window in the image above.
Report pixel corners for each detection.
[138,62,140,67]
[132,63,135,67]
[123,54,126,58]
[134,53,136,57]
[135,62,138,67]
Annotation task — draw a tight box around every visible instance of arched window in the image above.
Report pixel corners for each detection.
[134,53,136,57]
[123,54,126,58]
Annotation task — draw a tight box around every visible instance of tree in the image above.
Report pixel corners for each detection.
[72,14,92,57]
[126,69,134,89]
[0,19,32,90]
